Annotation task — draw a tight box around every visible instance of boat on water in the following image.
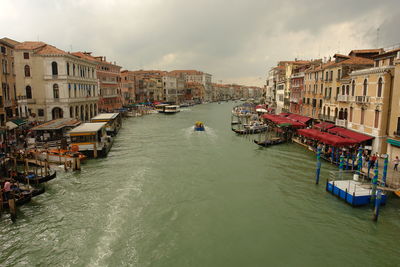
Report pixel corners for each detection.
[194,121,205,131]
[68,122,113,158]
[1,182,45,209]
[232,123,268,134]
[155,104,169,113]
[253,137,285,147]
[15,170,57,184]
[164,105,180,114]
[33,148,87,164]
[91,113,122,136]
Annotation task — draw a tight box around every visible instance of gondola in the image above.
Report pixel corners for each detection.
[1,185,45,209]
[15,171,57,184]
[253,138,286,147]
[231,125,268,135]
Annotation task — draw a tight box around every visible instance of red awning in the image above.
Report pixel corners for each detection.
[279,113,290,117]
[287,114,312,123]
[328,127,374,143]
[314,122,335,130]
[262,114,306,128]
[297,128,357,147]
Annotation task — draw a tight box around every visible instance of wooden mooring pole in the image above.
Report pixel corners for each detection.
[315,145,321,184]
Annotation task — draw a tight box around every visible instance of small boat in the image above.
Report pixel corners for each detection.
[1,183,45,209]
[394,191,400,198]
[15,170,57,184]
[253,138,285,147]
[194,121,205,131]
[35,149,87,164]
[232,125,268,135]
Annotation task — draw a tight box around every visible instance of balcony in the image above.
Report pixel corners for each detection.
[355,96,370,104]
[319,114,335,122]
[336,119,348,127]
[336,95,354,102]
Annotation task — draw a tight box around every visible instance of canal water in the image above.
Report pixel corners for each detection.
[1,102,400,266]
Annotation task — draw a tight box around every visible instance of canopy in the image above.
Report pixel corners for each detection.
[297,129,357,147]
[262,114,306,128]
[328,127,373,143]
[279,113,290,117]
[287,114,312,124]
[256,108,268,113]
[314,122,335,130]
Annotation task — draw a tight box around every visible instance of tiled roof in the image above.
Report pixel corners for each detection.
[334,53,350,59]
[36,44,68,55]
[340,56,374,65]
[15,41,46,50]
[0,37,20,47]
[349,49,382,55]
[170,70,203,75]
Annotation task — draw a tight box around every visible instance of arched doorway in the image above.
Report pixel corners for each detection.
[52,107,63,119]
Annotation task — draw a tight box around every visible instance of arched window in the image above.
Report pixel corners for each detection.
[351,80,355,96]
[327,107,331,117]
[377,78,383,97]
[346,85,350,95]
[334,107,338,119]
[349,107,353,122]
[363,79,368,96]
[374,110,380,128]
[342,85,345,95]
[24,65,30,77]
[323,106,326,115]
[344,108,348,120]
[67,62,70,76]
[339,108,344,120]
[26,85,32,99]
[53,84,59,99]
[51,61,58,75]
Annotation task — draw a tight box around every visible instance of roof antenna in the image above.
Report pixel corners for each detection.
[376,27,380,48]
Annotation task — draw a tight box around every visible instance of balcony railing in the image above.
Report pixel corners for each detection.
[319,114,336,122]
[336,119,348,127]
[355,96,370,103]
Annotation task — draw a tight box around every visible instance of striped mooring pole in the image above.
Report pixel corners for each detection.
[316,146,321,184]
[373,156,388,221]
[371,160,379,203]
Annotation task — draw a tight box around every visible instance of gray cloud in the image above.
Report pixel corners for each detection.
[1,0,399,86]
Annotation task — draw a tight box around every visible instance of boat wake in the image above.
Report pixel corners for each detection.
[183,126,217,140]
[87,168,146,266]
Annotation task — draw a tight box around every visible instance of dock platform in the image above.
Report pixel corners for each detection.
[326,180,387,206]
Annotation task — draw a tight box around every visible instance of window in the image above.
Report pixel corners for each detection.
[351,80,355,96]
[0,46,6,54]
[338,69,341,80]
[330,71,333,81]
[341,85,345,95]
[73,64,76,76]
[377,78,383,97]
[319,99,322,108]
[53,84,59,99]
[346,85,350,95]
[26,85,32,99]
[350,107,353,122]
[23,52,29,59]
[374,110,380,128]
[363,79,368,96]
[24,65,30,77]
[38,109,44,117]
[67,63,70,76]
[51,61,58,75]
[320,84,323,94]
[361,108,365,125]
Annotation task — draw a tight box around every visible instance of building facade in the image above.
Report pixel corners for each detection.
[14,42,99,122]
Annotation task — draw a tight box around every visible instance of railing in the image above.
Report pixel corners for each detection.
[319,114,336,122]
[336,95,350,102]
[336,119,348,127]
[355,96,370,103]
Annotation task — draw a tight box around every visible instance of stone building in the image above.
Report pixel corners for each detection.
[14,41,99,122]
[72,52,122,112]
[0,38,19,125]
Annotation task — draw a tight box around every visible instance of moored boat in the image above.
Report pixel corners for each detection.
[253,138,285,147]
[15,171,57,184]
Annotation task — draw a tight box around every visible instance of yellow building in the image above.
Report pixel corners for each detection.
[348,50,397,154]
[384,49,400,159]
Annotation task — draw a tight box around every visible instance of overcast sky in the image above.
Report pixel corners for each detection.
[1,0,399,86]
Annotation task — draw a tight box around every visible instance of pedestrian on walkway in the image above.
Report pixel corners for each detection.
[394,156,400,171]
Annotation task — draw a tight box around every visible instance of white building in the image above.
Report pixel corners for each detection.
[14,42,99,122]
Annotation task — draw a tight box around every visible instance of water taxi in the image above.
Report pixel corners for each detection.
[164,105,180,114]
[194,121,205,131]
[68,123,113,158]
[155,104,169,113]
[34,148,87,164]
[91,113,122,136]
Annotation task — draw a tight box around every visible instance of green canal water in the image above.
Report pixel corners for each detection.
[1,102,400,266]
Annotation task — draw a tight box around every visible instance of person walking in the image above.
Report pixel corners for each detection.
[394,156,400,171]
